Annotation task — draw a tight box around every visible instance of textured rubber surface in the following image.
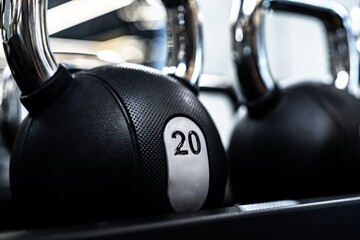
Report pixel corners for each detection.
[12,67,140,222]
[86,64,227,212]
[229,84,360,204]
[10,64,227,223]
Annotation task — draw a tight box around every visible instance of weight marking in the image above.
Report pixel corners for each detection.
[163,116,209,213]
[172,131,189,156]
[172,130,202,156]
[189,131,201,155]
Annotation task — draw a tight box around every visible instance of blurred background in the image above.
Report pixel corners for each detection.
[0,0,359,148]
[194,0,360,148]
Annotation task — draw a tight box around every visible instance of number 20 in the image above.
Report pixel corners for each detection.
[172,131,201,156]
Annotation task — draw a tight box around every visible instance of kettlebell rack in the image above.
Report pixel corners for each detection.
[1,194,360,239]
[1,0,360,238]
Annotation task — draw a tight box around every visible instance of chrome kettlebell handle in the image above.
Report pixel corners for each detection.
[231,0,359,103]
[1,0,203,94]
[163,0,203,87]
[1,0,57,94]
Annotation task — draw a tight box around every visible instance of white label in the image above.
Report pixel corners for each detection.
[163,116,209,213]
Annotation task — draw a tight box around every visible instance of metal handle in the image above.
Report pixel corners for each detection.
[232,0,359,103]
[1,0,203,94]
[1,0,58,94]
[162,0,203,87]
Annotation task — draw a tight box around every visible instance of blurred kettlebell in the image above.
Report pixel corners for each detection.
[1,0,227,222]
[228,0,360,204]
[0,68,22,153]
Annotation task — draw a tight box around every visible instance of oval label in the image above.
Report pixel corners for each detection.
[163,116,209,213]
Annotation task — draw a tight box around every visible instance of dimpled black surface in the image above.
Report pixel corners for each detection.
[10,64,227,223]
[11,67,140,222]
[86,63,227,213]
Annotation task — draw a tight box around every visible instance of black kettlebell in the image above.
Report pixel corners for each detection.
[1,0,227,222]
[0,53,122,205]
[0,53,117,153]
[228,0,360,204]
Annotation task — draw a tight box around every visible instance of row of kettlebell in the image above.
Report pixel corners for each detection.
[1,0,360,225]
[228,0,360,203]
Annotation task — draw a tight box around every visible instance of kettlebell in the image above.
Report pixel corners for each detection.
[228,0,360,204]
[0,52,118,152]
[1,0,227,223]
[0,52,120,204]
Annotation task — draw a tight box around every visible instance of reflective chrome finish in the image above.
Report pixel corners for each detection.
[1,0,203,93]
[231,0,359,102]
[162,0,203,88]
[1,0,58,94]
